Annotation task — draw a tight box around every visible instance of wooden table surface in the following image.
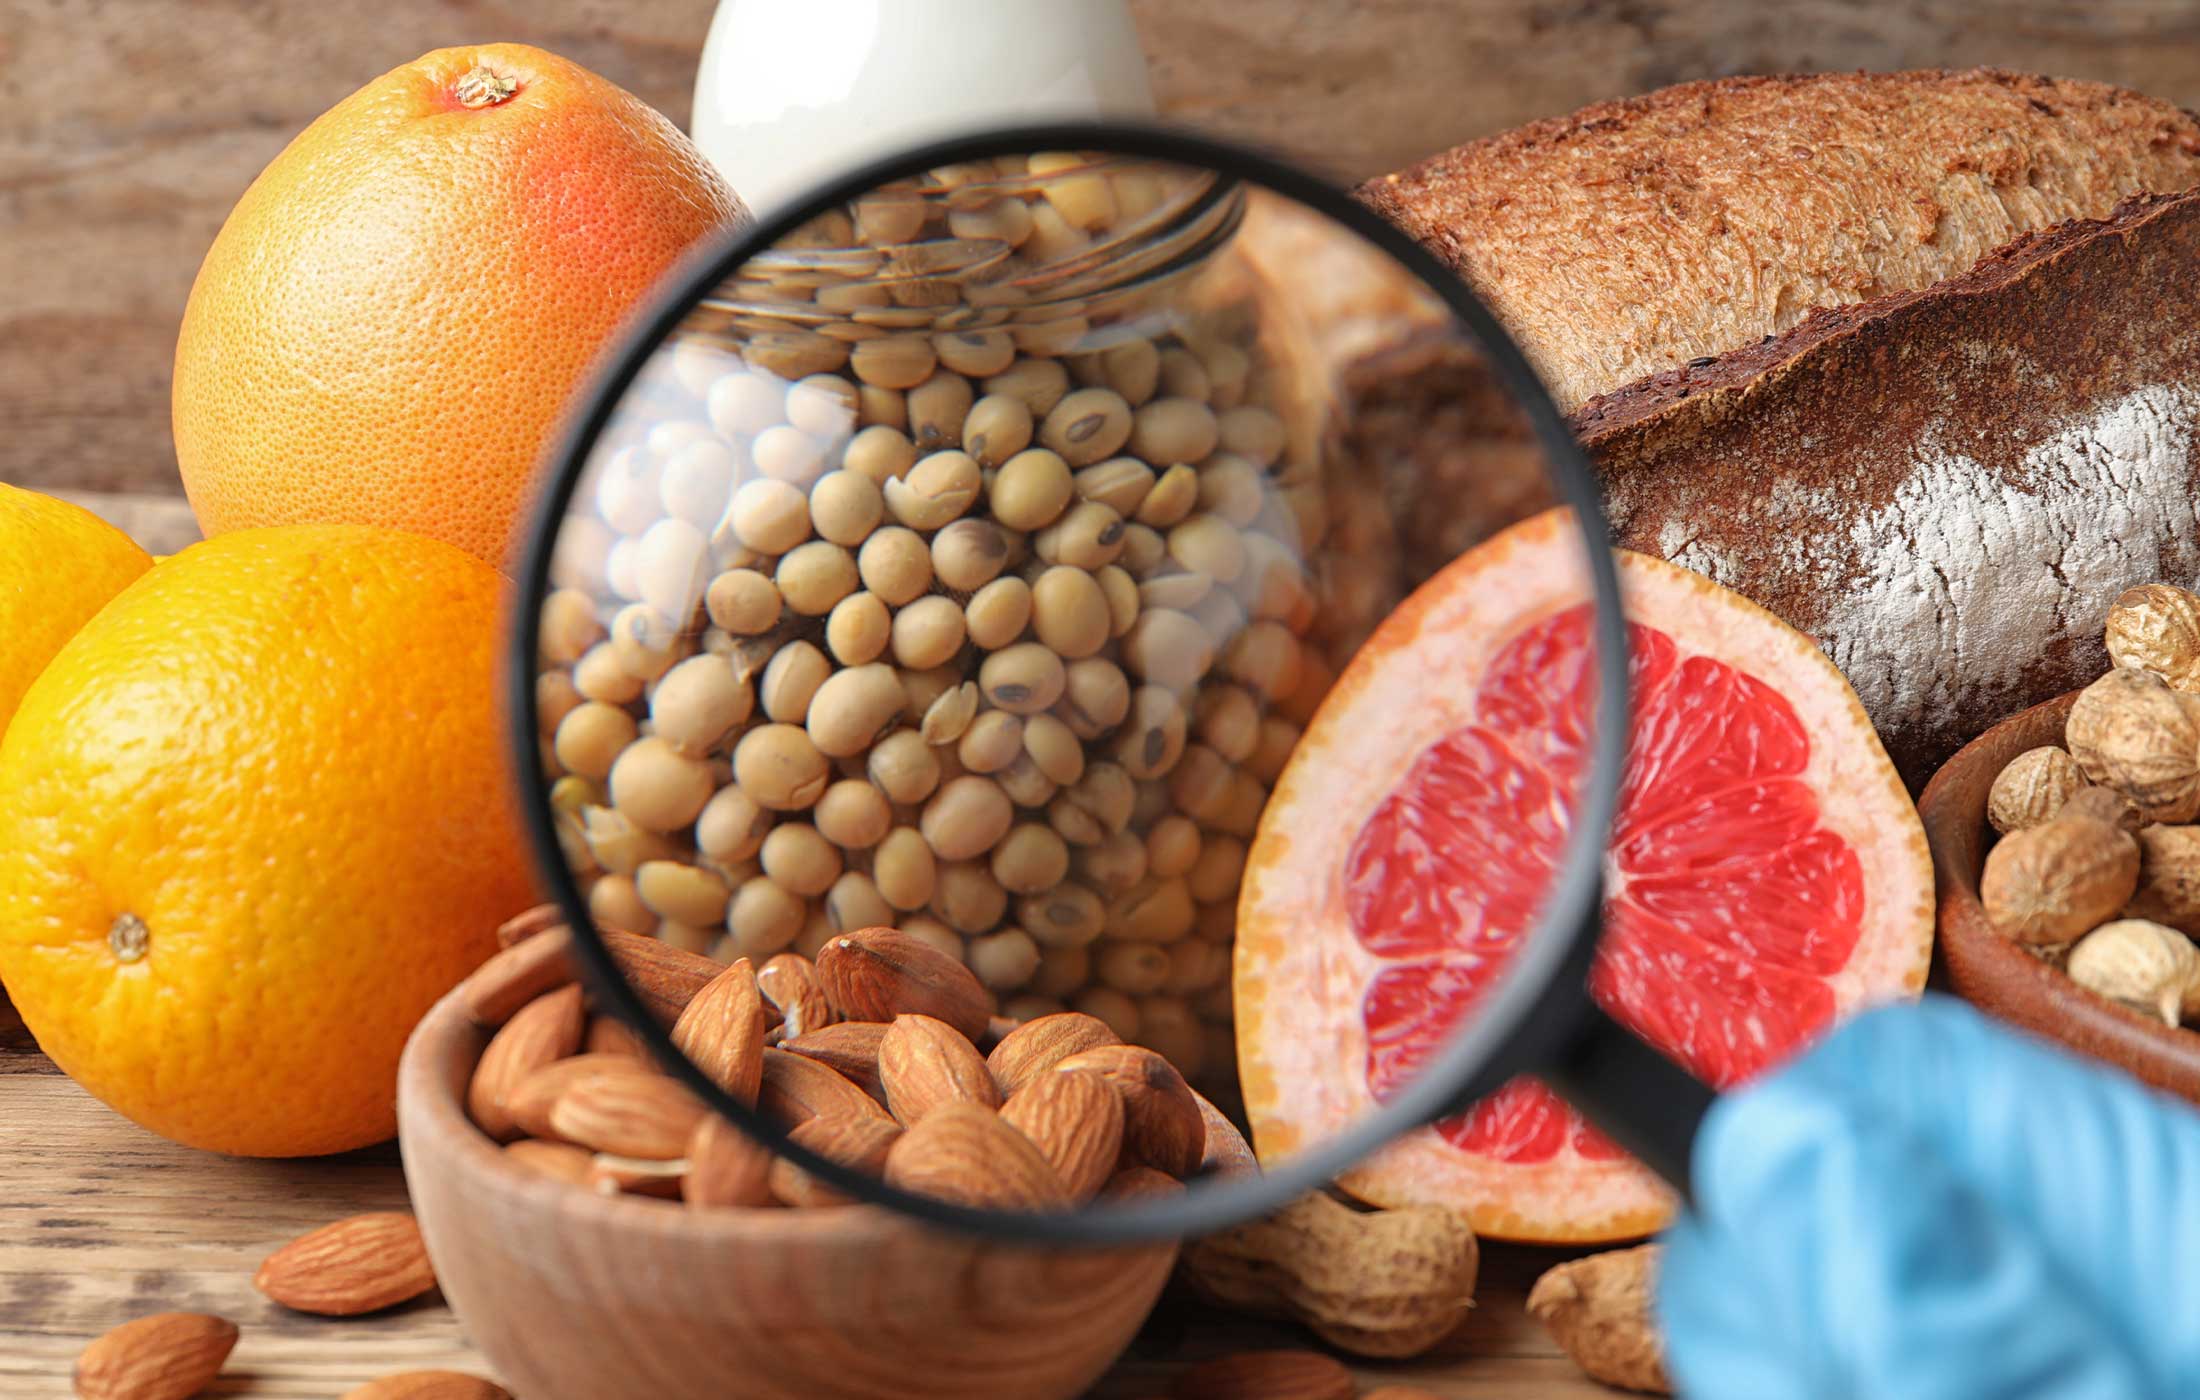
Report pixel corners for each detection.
[0,493,1615,1394]
[8,0,2197,502]
[0,1027,1612,1399]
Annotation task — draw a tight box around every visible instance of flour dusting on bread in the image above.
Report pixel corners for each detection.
[1656,385,2200,753]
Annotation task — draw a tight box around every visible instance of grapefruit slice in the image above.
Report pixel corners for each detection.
[1236,509,1932,1243]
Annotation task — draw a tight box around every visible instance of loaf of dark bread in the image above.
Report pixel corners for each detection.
[1344,69,2200,782]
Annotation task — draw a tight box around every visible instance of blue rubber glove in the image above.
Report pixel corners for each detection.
[1658,994,2200,1399]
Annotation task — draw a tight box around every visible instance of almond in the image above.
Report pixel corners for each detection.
[757,951,838,1040]
[503,1139,595,1187]
[602,927,726,1025]
[759,1046,891,1128]
[768,1111,903,1208]
[342,1371,513,1400]
[879,1014,1002,1126]
[985,1011,1122,1094]
[467,983,585,1141]
[254,1212,436,1316]
[586,1153,688,1198]
[670,959,767,1104]
[813,927,996,1041]
[583,1014,650,1060]
[74,1312,238,1400]
[1001,1068,1123,1201]
[684,1114,777,1209]
[506,1054,660,1142]
[883,1101,1067,1210]
[1054,1044,1206,1177]
[494,903,566,949]
[548,1071,708,1159]
[780,1021,889,1102]
[463,926,576,1027]
[1170,1349,1357,1400]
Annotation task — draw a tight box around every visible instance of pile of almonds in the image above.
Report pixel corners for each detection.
[467,905,1211,1208]
[1982,582,2200,1024]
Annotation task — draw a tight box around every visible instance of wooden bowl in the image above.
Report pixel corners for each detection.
[1918,689,2200,1103]
[396,989,1179,1400]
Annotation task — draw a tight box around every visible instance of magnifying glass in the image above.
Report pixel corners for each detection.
[511,124,1712,1245]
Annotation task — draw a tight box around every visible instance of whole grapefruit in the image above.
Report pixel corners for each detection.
[1237,510,1934,1243]
[173,44,747,565]
[0,525,536,1156]
[0,485,150,738]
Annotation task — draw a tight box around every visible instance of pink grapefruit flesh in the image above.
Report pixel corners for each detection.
[1235,509,1933,1243]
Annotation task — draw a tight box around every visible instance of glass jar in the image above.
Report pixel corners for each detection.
[530,152,1539,1095]
[689,1,1154,212]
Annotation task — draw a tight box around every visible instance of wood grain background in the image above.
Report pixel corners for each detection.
[5,0,2198,499]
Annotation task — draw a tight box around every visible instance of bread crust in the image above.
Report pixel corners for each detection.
[1588,188,2200,783]
[1355,68,2200,413]
[1336,72,2200,784]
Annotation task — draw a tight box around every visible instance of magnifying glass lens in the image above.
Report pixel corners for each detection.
[523,138,1624,1238]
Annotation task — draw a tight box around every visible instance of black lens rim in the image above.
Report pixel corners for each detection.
[511,121,1631,1247]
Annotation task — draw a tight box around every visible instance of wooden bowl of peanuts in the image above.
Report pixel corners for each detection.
[397,911,1247,1400]
[1919,689,2200,1105]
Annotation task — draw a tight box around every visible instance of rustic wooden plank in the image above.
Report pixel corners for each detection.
[7,0,2200,502]
[0,1059,1614,1398]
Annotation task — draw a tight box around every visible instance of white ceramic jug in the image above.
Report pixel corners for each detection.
[690,0,1156,214]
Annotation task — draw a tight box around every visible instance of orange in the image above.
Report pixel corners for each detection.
[0,525,536,1156]
[1236,510,1933,1242]
[173,44,747,566]
[0,484,151,738]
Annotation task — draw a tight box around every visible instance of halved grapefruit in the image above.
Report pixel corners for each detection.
[1236,509,1933,1243]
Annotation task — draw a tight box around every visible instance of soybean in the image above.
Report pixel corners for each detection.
[892,596,968,670]
[1030,566,1111,659]
[1038,388,1133,466]
[697,784,774,863]
[776,541,859,616]
[759,641,831,723]
[990,449,1074,530]
[806,663,906,757]
[872,827,939,910]
[867,729,942,804]
[931,860,1009,934]
[825,870,895,933]
[907,371,975,451]
[979,643,1066,715]
[609,737,716,833]
[809,470,884,546]
[760,823,844,897]
[825,591,892,665]
[813,778,893,849]
[734,724,832,810]
[650,654,753,754]
[993,823,1073,895]
[555,702,639,781]
[921,775,1014,862]
[964,576,1033,649]
[1057,658,1131,739]
[931,519,1010,592]
[844,424,918,484]
[962,394,1035,467]
[957,710,1025,773]
[707,568,783,635]
[726,876,807,958]
[857,526,933,606]
[1033,501,1125,570]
